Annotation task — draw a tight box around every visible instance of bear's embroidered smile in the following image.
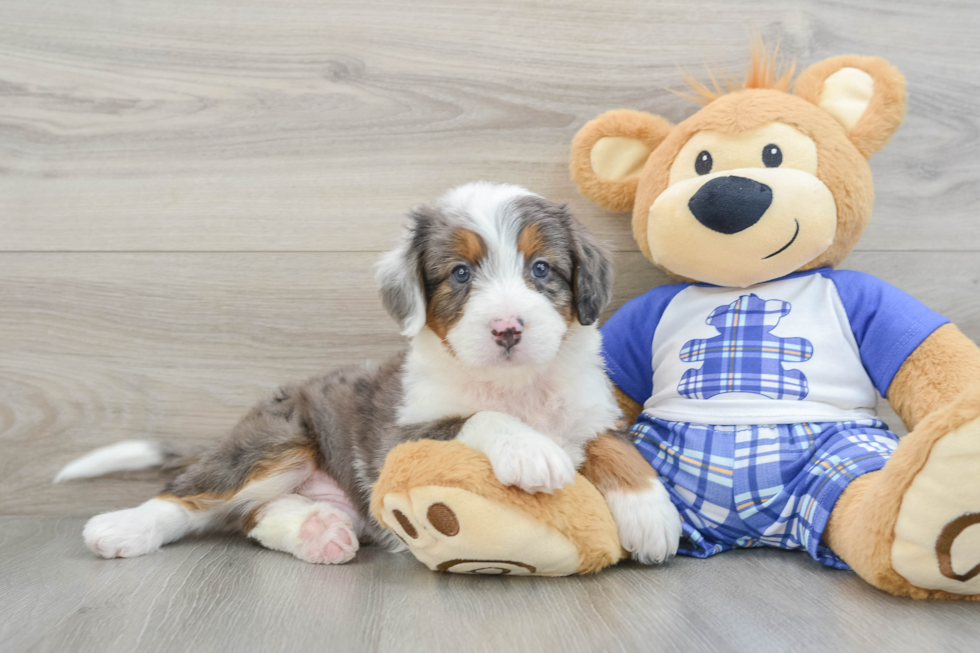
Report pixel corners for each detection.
[763,218,800,260]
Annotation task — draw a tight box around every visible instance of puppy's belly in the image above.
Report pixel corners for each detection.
[296,470,362,531]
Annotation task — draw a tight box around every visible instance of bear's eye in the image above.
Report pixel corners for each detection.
[695,150,713,175]
[762,144,782,168]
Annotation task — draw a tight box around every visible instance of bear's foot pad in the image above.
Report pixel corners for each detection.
[380,485,582,576]
[893,415,980,594]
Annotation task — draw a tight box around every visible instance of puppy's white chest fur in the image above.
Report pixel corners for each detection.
[398,324,620,466]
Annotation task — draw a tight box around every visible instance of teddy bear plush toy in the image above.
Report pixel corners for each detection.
[567,48,980,599]
[372,49,980,599]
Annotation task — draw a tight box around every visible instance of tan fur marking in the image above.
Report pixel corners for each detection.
[159,445,315,517]
[518,223,545,258]
[158,492,229,511]
[248,445,316,482]
[453,227,486,263]
[613,385,643,428]
[517,223,576,323]
[561,301,576,327]
[425,283,459,341]
[242,507,261,533]
[425,228,486,343]
[580,433,656,495]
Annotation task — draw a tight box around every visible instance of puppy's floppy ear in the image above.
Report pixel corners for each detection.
[376,212,427,337]
[794,55,906,158]
[569,216,613,326]
[570,110,673,212]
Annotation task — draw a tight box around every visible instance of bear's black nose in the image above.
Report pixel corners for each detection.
[688,176,773,234]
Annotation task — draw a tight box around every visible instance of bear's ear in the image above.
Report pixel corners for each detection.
[570,110,673,212]
[794,55,907,158]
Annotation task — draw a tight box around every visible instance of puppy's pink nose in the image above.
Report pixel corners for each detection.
[490,318,524,352]
[490,318,524,336]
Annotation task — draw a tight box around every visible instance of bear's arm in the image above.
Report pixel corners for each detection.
[886,323,980,430]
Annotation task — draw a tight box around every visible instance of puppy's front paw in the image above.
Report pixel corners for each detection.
[457,411,575,494]
[485,433,576,494]
[606,478,682,564]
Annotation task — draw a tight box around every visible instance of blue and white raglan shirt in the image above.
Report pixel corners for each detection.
[600,268,950,567]
[601,268,949,426]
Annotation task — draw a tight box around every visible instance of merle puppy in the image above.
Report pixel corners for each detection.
[57,182,681,566]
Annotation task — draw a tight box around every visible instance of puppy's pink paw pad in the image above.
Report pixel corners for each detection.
[298,508,358,564]
[324,538,349,563]
[300,511,340,540]
[333,527,352,547]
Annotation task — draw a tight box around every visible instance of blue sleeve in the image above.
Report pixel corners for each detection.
[599,283,688,405]
[822,269,950,397]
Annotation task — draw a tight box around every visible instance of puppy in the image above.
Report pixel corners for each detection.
[56,182,681,565]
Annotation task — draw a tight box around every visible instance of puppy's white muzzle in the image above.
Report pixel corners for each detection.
[447,279,567,368]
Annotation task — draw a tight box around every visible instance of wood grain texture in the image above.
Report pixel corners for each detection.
[2,516,980,653]
[1,0,980,252]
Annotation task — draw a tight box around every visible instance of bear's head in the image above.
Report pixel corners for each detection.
[570,50,907,288]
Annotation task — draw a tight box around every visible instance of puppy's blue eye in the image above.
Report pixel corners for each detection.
[531,261,550,279]
[451,264,471,283]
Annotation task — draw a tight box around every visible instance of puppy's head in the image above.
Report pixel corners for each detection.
[377,182,612,368]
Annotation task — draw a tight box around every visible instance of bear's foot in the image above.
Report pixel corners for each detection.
[380,484,582,575]
[828,389,980,599]
[891,410,980,596]
[371,440,624,576]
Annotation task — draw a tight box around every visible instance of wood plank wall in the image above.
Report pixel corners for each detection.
[2,0,978,514]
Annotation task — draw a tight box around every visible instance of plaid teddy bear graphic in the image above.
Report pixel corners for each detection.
[677,294,814,400]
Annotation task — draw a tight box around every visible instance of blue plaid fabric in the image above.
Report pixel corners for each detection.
[631,415,899,568]
[678,293,814,400]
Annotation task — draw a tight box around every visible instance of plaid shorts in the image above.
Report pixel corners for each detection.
[631,415,899,569]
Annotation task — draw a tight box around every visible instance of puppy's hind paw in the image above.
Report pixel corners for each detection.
[297,507,359,565]
[83,500,179,559]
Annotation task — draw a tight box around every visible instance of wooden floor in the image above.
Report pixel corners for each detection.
[2,0,979,650]
[4,516,980,653]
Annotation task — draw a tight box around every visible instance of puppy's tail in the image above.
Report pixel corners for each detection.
[53,440,206,483]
